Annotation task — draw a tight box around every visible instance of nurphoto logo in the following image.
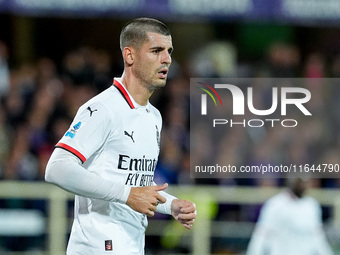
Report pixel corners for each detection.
[189,78,339,179]
[196,80,312,128]
[197,82,223,115]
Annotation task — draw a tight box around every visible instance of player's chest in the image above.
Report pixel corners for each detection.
[113,111,161,156]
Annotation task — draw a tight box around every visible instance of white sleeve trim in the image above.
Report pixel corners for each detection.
[153,182,177,215]
[45,148,131,204]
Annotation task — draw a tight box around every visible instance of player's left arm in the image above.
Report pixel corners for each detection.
[153,182,196,230]
[170,199,197,230]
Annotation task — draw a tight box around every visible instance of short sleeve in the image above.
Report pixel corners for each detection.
[56,102,113,163]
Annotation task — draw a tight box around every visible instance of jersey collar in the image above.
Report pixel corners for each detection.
[113,78,135,109]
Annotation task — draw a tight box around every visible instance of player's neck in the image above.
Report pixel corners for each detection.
[121,73,153,106]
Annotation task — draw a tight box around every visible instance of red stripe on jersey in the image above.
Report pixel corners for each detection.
[55,142,86,163]
[113,79,135,109]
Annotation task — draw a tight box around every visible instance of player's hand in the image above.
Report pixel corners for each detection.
[126,183,168,217]
[171,199,197,230]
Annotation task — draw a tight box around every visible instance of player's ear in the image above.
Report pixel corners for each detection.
[123,47,134,65]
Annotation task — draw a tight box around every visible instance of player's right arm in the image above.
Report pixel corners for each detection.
[126,184,167,217]
[45,147,131,203]
[45,148,166,216]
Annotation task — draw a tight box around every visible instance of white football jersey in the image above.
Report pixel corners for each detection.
[246,191,333,255]
[56,78,162,254]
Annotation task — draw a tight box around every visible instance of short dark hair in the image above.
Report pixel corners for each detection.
[120,17,171,51]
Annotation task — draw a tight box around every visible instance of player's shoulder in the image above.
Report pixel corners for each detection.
[262,191,289,209]
[72,87,123,127]
[78,88,110,111]
[89,86,118,104]
[267,190,287,202]
[301,195,320,207]
[83,86,128,112]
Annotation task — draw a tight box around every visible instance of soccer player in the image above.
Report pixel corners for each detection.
[45,17,196,254]
[246,178,333,255]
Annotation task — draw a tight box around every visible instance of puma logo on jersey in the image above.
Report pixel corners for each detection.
[124,131,135,143]
[87,106,97,116]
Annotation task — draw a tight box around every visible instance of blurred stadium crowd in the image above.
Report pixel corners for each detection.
[1,39,340,186]
[1,21,340,253]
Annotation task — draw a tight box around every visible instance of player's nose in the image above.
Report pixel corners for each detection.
[162,51,172,65]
